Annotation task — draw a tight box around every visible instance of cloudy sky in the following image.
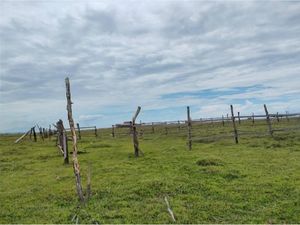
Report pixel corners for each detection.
[0,0,300,132]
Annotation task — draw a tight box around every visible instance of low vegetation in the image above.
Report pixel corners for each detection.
[0,119,300,223]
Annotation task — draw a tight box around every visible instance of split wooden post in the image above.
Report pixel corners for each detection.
[222,115,225,127]
[76,123,81,140]
[112,125,115,138]
[62,129,69,164]
[264,104,273,137]
[65,77,85,203]
[238,112,241,124]
[132,106,141,157]
[33,127,37,142]
[187,106,192,150]
[94,126,98,137]
[230,105,238,144]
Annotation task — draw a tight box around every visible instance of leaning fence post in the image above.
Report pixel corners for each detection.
[264,104,273,137]
[132,106,141,157]
[230,105,238,144]
[187,106,192,150]
[65,77,85,203]
[33,127,37,142]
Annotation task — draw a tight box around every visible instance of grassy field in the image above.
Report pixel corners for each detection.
[1,118,300,223]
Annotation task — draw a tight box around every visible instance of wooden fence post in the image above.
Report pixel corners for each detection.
[62,129,69,164]
[29,128,33,140]
[65,77,85,203]
[39,127,44,141]
[276,112,279,122]
[33,127,37,142]
[94,126,98,137]
[132,106,141,157]
[264,104,273,137]
[187,106,192,150]
[76,123,81,140]
[230,105,238,144]
[238,112,241,124]
[112,125,115,138]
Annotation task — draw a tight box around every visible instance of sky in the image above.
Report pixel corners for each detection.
[0,0,300,133]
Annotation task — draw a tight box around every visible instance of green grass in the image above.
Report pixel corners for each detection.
[1,118,300,223]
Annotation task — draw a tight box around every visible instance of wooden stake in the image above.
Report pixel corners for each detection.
[132,106,141,157]
[187,106,192,150]
[230,105,238,144]
[62,129,69,164]
[77,123,81,140]
[33,127,37,142]
[112,125,115,138]
[39,127,44,141]
[264,104,273,137]
[94,126,98,137]
[65,77,85,203]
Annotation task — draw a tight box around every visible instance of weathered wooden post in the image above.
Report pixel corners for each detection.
[132,106,141,157]
[76,123,81,140]
[56,119,68,163]
[33,126,37,142]
[264,104,273,137]
[39,127,44,141]
[29,128,33,140]
[65,77,85,202]
[94,126,98,137]
[276,112,279,122]
[230,105,238,144]
[222,115,225,127]
[177,120,181,131]
[238,112,241,124]
[112,125,115,138]
[187,106,192,150]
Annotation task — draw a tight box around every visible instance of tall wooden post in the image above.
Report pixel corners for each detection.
[33,127,37,142]
[65,77,85,203]
[264,104,273,137]
[112,125,115,138]
[238,112,241,124]
[94,126,98,137]
[132,106,141,157]
[29,128,33,140]
[76,123,81,140]
[230,105,238,144]
[187,106,192,150]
